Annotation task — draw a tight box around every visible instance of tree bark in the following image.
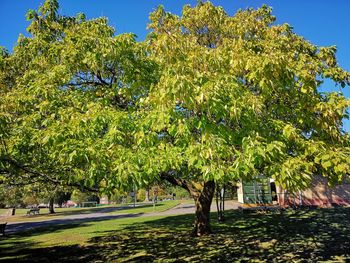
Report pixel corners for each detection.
[144,188,150,202]
[192,181,215,236]
[49,197,55,214]
[216,184,225,222]
[215,185,221,221]
[159,172,216,236]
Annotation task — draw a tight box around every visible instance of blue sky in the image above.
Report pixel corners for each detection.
[0,0,349,131]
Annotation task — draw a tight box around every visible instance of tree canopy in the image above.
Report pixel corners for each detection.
[1,0,349,235]
[0,0,157,193]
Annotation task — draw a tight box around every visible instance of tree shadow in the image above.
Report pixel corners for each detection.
[9,203,163,219]
[1,207,350,262]
[6,213,143,234]
[54,203,166,216]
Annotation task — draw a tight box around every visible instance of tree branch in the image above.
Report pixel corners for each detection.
[0,157,99,192]
[160,170,200,197]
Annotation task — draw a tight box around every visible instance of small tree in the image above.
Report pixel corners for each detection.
[54,191,71,208]
[71,190,89,206]
[0,186,25,208]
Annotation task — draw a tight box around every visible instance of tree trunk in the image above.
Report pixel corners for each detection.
[49,197,55,214]
[192,181,215,236]
[215,184,225,222]
[215,185,221,222]
[159,172,216,236]
[220,184,225,222]
[144,188,150,202]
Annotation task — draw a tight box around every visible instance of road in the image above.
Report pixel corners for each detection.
[4,201,240,234]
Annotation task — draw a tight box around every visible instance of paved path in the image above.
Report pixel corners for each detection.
[4,200,240,234]
[158,200,240,216]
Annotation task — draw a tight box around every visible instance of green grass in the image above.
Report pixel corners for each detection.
[1,207,350,262]
[0,201,180,224]
[0,205,112,216]
[109,200,181,214]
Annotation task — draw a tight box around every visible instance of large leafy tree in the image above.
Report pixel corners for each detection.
[1,1,349,236]
[139,2,350,235]
[0,0,156,193]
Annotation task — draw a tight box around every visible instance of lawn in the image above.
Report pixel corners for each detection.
[0,204,131,217]
[0,200,181,223]
[1,207,350,262]
[0,206,111,216]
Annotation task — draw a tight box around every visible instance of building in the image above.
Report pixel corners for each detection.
[237,176,273,204]
[277,175,350,206]
[237,175,350,206]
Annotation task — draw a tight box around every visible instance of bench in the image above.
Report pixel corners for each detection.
[26,208,40,216]
[0,222,7,236]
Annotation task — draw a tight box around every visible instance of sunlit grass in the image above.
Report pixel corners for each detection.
[109,200,181,215]
[1,207,350,262]
[0,200,180,224]
[0,205,113,216]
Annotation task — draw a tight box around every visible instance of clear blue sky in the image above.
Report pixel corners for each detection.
[0,0,349,131]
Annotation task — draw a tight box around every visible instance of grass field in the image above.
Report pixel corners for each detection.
[1,206,350,262]
[0,201,181,223]
[0,206,111,216]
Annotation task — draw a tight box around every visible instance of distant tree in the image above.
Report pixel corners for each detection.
[168,186,190,200]
[71,190,99,206]
[54,191,71,208]
[0,186,24,208]
[71,190,89,206]
[109,190,128,204]
[137,189,146,202]
[45,188,71,213]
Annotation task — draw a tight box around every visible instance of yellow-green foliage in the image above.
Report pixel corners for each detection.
[0,0,349,197]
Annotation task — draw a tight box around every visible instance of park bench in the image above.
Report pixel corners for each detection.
[0,222,7,236]
[26,208,40,216]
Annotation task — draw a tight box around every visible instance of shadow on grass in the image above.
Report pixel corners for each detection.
[21,203,162,218]
[2,203,169,226]
[1,207,350,262]
[6,213,144,234]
